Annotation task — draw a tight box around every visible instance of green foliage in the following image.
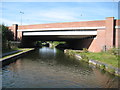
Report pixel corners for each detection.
[66,48,118,68]
[54,41,66,45]
[2,47,19,53]
[107,68,115,74]
[77,51,118,68]
[50,41,66,47]
[83,48,88,53]
[1,24,14,42]
[100,64,105,70]
[80,54,89,62]
[107,47,119,56]
[1,24,14,50]
[66,49,75,56]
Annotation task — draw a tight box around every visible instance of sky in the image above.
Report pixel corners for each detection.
[0,1,119,26]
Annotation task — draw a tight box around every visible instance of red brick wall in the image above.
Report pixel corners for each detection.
[116,20,120,26]
[18,20,105,30]
[73,28,107,52]
[89,29,106,52]
[9,24,18,40]
[88,38,97,52]
[79,38,97,52]
[105,17,114,49]
[17,31,22,40]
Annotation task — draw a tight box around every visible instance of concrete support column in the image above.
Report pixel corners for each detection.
[12,24,18,41]
[105,17,115,49]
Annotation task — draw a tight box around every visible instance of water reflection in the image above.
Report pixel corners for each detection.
[39,47,56,59]
[2,47,120,88]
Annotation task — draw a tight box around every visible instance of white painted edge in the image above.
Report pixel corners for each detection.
[17,27,105,32]
[23,31,97,36]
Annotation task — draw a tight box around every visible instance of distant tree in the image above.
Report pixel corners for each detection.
[1,24,14,41]
[0,24,14,49]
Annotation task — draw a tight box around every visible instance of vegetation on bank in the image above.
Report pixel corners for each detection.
[1,48,34,60]
[48,41,66,48]
[65,48,120,68]
[2,48,19,53]
[49,41,66,46]
[0,24,16,53]
[65,48,120,76]
[83,52,119,68]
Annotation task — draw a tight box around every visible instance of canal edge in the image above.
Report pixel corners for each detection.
[0,48,35,66]
[64,49,120,77]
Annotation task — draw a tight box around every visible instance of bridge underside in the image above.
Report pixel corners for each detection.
[20,30,97,50]
[21,34,96,50]
[22,35,96,41]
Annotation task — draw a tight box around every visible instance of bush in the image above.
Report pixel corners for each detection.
[1,24,14,50]
[83,48,88,53]
[107,48,119,56]
[81,54,89,62]
[100,64,105,70]
[107,67,115,74]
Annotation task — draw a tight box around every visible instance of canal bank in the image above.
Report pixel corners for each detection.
[64,49,120,77]
[1,48,35,66]
[2,47,120,88]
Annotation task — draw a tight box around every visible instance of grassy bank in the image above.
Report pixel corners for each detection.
[64,49,120,76]
[2,48,19,53]
[65,49,119,68]
[79,52,119,68]
[1,48,34,60]
[49,41,66,47]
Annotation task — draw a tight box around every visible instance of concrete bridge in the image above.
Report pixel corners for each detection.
[9,17,120,52]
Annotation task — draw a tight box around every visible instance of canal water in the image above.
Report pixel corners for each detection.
[2,47,120,88]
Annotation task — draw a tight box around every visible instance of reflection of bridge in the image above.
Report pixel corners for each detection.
[9,17,120,52]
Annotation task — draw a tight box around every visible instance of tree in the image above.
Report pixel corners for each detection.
[1,24,14,49]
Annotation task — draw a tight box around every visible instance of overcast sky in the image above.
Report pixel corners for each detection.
[0,1,119,26]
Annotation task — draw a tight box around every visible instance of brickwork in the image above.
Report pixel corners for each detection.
[8,17,120,52]
[9,24,18,41]
[105,17,114,49]
[17,31,22,41]
[89,29,106,52]
[18,20,105,30]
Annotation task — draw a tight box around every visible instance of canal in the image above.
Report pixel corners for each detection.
[2,47,120,88]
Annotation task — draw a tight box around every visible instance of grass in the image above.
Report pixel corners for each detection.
[2,48,19,53]
[1,48,34,60]
[78,52,119,68]
[2,48,33,53]
[65,49,119,68]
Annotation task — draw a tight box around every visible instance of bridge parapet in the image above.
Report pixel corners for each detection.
[18,20,105,30]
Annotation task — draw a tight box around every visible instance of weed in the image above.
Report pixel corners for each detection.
[107,67,115,74]
[83,48,88,53]
[100,64,105,70]
[81,54,89,62]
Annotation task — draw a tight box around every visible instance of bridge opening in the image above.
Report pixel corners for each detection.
[20,34,96,51]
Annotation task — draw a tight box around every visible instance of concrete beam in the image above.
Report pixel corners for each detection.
[23,31,97,36]
[17,26,105,32]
